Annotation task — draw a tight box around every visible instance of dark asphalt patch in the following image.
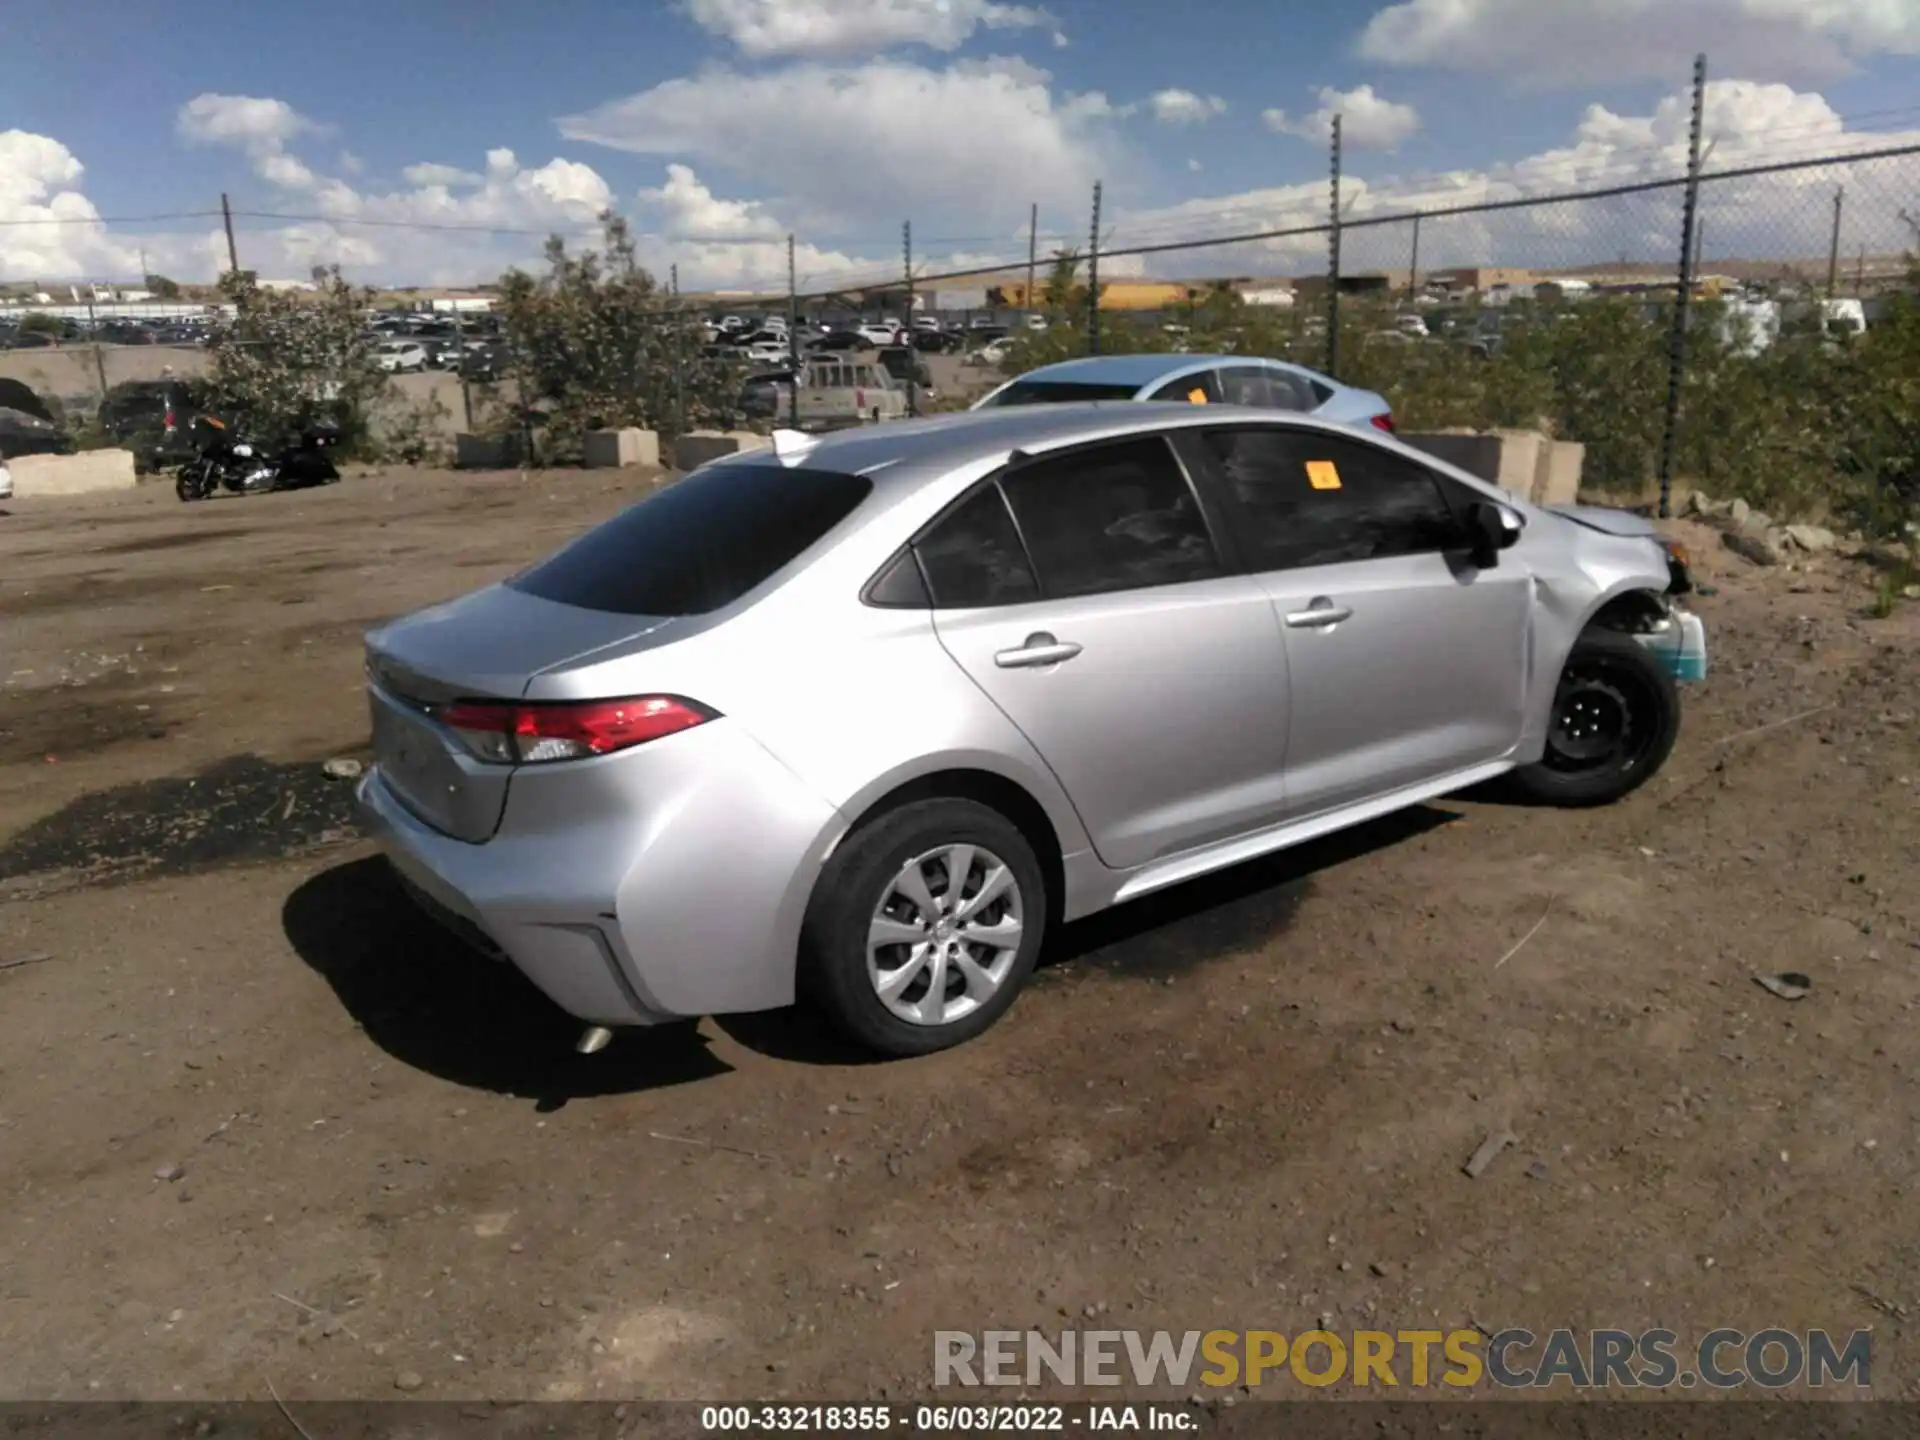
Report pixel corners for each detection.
[0,753,365,890]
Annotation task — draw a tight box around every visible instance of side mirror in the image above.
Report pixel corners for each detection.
[1466,500,1524,568]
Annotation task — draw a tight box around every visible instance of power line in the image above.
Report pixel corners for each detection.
[0,209,222,227]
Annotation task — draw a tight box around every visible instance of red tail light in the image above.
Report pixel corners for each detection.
[1370,412,1397,433]
[437,696,715,764]
[163,407,176,433]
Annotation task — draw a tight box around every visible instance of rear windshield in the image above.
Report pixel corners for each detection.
[979,380,1141,407]
[508,463,872,616]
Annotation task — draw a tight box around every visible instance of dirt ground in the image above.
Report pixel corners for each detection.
[0,468,1916,1407]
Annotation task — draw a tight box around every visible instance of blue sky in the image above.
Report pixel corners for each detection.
[6,0,1919,288]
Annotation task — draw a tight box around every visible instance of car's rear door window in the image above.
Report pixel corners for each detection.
[1194,427,1466,571]
[508,464,872,615]
[1000,436,1223,598]
[914,486,1041,607]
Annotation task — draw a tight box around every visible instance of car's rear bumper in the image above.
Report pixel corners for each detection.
[357,767,672,1025]
[354,718,846,1027]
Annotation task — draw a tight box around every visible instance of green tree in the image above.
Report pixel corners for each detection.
[18,312,63,338]
[144,274,182,300]
[202,266,387,450]
[496,212,743,460]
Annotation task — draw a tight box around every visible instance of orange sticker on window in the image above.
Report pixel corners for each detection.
[1306,459,1342,490]
[1187,388,1210,404]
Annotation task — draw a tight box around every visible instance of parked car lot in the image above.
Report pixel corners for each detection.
[0,467,1913,1400]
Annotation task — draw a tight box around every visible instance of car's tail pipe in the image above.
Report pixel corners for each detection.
[576,1025,614,1055]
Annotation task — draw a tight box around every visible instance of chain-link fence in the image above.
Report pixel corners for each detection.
[7,89,1918,520]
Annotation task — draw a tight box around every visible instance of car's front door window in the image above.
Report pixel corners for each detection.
[1194,427,1465,570]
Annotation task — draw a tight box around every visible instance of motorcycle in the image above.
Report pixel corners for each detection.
[175,415,342,502]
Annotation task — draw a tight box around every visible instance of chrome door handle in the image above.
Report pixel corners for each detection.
[1284,602,1353,629]
[994,632,1083,668]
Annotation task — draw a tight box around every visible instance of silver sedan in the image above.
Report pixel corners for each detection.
[357,402,1705,1056]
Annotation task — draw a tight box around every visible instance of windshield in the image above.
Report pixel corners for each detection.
[979,379,1143,407]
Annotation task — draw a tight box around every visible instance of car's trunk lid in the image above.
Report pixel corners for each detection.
[364,584,673,841]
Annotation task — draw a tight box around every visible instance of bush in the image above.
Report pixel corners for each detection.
[496,213,743,463]
[202,268,388,454]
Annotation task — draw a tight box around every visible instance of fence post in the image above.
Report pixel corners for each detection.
[786,233,801,430]
[1026,202,1038,322]
[1826,188,1844,298]
[1087,181,1103,356]
[1326,115,1343,378]
[670,261,685,439]
[903,221,918,418]
[1656,52,1707,521]
[1409,212,1421,298]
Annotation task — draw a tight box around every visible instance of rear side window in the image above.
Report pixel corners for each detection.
[1001,436,1223,598]
[1217,365,1316,411]
[508,464,872,616]
[979,380,1142,407]
[1196,428,1464,570]
[915,486,1040,607]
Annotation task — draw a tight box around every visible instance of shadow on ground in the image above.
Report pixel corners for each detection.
[287,805,1463,1092]
[282,856,732,1107]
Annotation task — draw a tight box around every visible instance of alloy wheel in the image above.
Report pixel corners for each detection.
[866,844,1025,1027]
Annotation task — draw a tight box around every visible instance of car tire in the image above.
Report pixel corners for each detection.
[1510,628,1680,807]
[800,798,1047,1057]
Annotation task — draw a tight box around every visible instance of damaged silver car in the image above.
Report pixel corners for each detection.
[358,401,1706,1056]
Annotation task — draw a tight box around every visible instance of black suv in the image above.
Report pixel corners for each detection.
[98,379,203,472]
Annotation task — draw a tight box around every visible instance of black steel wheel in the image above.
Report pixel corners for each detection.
[1511,629,1680,806]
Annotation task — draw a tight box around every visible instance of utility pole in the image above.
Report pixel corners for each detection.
[1327,114,1343,378]
[1087,180,1103,356]
[1408,212,1421,299]
[1655,52,1708,522]
[220,193,239,277]
[903,221,918,417]
[1827,188,1845,298]
[786,233,801,429]
[1025,202,1038,319]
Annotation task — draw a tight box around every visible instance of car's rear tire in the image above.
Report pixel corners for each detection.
[800,798,1047,1057]
[1510,629,1680,807]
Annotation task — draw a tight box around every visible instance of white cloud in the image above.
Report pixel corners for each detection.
[639,163,784,240]
[953,53,1053,85]
[176,92,326,191]
[1147,89,1227,125]
[558,59,1117,239]
[1187,158,1203,172]
[1359,0,1920,85]
[176,93,315,151]
[682,0,1057,57]
[1263,84,1422,151]
[401,162,484,188]
[0,130,141,280]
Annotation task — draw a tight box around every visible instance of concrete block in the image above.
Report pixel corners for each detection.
[582,427,661,469]
[674,429,772,471]
[1487,429,1547,501]
[10,448,138,496]
[1401,429,1557,502]
[454,432,523,469]
[1533,440,1585,507]
[1399,432,1503,487]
